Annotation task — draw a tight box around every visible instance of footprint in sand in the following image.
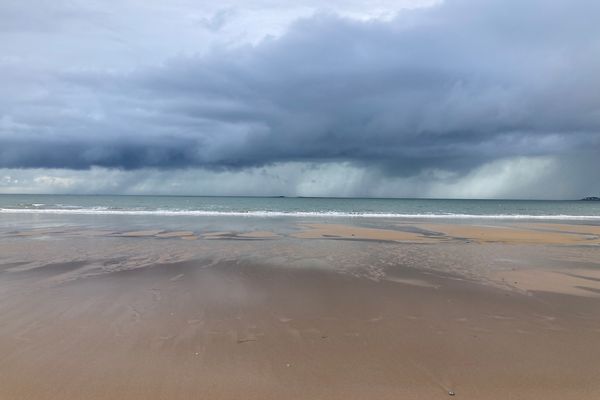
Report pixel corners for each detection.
[151,288,162,301]
[129,306,142,322]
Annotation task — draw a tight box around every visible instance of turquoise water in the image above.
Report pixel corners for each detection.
[1,194,600,220]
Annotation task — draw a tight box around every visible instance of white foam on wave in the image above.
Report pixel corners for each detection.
[2,208,600,220]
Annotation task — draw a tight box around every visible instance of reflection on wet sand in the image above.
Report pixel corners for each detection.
[0,220,600,399]
[291,223,436,242]
[5,220,600,245]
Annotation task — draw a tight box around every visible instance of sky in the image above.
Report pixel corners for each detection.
[1,0,599,198]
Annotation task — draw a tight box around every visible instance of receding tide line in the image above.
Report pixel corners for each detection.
[2,208,600,220]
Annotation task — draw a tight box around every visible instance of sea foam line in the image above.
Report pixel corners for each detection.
[2,208,600,220]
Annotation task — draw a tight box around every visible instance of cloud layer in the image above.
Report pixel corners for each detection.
[1,0,599,197]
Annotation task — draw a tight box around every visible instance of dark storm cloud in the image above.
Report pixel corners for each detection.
[1,0,600,176]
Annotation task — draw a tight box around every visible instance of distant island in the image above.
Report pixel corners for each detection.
[581,197,600,201]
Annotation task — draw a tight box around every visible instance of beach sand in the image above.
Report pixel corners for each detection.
[1,220,600,399]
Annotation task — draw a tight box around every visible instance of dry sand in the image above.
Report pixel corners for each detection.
[1,221,600,399]
[417,223,599,244]
[494,268,600,297]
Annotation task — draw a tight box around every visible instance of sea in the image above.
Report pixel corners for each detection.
[1,194,600,220]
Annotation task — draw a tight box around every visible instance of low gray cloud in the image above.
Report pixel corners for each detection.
[1,0,599,196]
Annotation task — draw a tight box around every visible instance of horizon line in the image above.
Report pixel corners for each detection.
[0,193,594,202]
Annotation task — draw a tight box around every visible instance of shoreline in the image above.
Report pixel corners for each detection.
[3,207,600,221]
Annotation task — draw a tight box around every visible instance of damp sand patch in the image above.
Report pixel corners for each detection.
[203,230,279,240]
[291,223,435,242]
[417,223,593,245]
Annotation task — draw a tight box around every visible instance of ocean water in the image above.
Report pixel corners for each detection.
[1,194,600,220]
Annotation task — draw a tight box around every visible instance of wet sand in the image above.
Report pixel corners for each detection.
[1,220,600,399]
[291,223,436,242]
